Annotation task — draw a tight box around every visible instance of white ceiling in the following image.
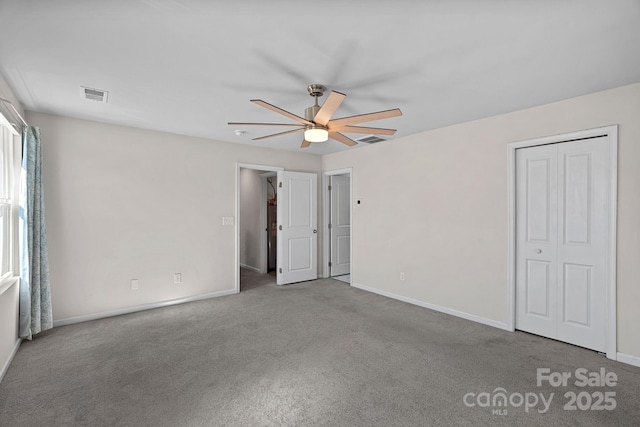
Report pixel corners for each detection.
[1,0,639,155]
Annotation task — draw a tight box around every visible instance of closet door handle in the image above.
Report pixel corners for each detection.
[535,249,542,254]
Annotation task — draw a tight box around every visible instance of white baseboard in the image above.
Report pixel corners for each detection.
[616,352,640,368]
[0,339,21,383]
[351,282,510,331]
[53,289,237,327]
[239,263,262,274]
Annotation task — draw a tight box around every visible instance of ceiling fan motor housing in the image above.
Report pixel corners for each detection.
[305,105,321,121]
[306,84,325,120]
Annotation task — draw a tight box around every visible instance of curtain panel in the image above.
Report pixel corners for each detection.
[19,126,52,339]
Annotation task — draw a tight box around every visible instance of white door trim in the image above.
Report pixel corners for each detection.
[322,168,353,279]
[506,125,618,360]
[235,163,284,293]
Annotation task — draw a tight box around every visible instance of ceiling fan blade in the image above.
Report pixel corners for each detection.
[253,128,305,141]
[228,122,305,127]
[301,139,312,148]
[251,100,312,125]
[313,90,346,126]
[330,125,397,135]
[329,108,402,127]
[329,132,358,147]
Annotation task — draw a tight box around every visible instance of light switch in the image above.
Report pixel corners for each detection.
[222,216,234,226]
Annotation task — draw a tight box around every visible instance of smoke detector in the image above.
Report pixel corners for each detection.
[80,86,108,103]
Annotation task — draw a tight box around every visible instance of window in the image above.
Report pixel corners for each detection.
[0,117,17,281]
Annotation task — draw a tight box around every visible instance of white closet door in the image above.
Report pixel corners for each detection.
[555,138,609,351]
[516,144,559,339]
[516,137,609,352]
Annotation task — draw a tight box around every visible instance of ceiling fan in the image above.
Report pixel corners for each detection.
[228,84,402,148]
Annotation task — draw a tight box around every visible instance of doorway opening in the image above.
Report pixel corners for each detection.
[323,168,352,283]
[506,126,618,360]
[262,172,278,274]
[236,163,283,293]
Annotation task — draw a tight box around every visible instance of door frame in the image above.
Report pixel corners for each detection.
[322,168,353,279]
[506,125,618,360]
[235,163,284,293]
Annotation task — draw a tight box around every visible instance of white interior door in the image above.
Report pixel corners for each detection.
[330,175,351,277]
[277,171,317,285]
[516,137,610,352]
[516,144,559,339]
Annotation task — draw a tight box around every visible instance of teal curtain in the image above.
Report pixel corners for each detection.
[19,126,52,340]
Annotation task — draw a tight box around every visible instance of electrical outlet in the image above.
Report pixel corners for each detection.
[400,272,405,281]
[131,279,139,290]
[173,273,182,284]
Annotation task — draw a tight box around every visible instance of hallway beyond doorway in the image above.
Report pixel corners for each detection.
[240,267,276,292]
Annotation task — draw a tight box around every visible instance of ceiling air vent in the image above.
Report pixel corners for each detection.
[355,135,389,144]
[80,86,108,103]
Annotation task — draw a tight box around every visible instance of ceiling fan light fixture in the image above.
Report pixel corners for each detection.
[304,127,328,143]
[229,84,402,149]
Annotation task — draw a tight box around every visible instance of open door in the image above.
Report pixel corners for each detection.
[277,171,318,285]
[330,174,351,276]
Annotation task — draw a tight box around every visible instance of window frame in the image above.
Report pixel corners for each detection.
[0,117,19,292]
